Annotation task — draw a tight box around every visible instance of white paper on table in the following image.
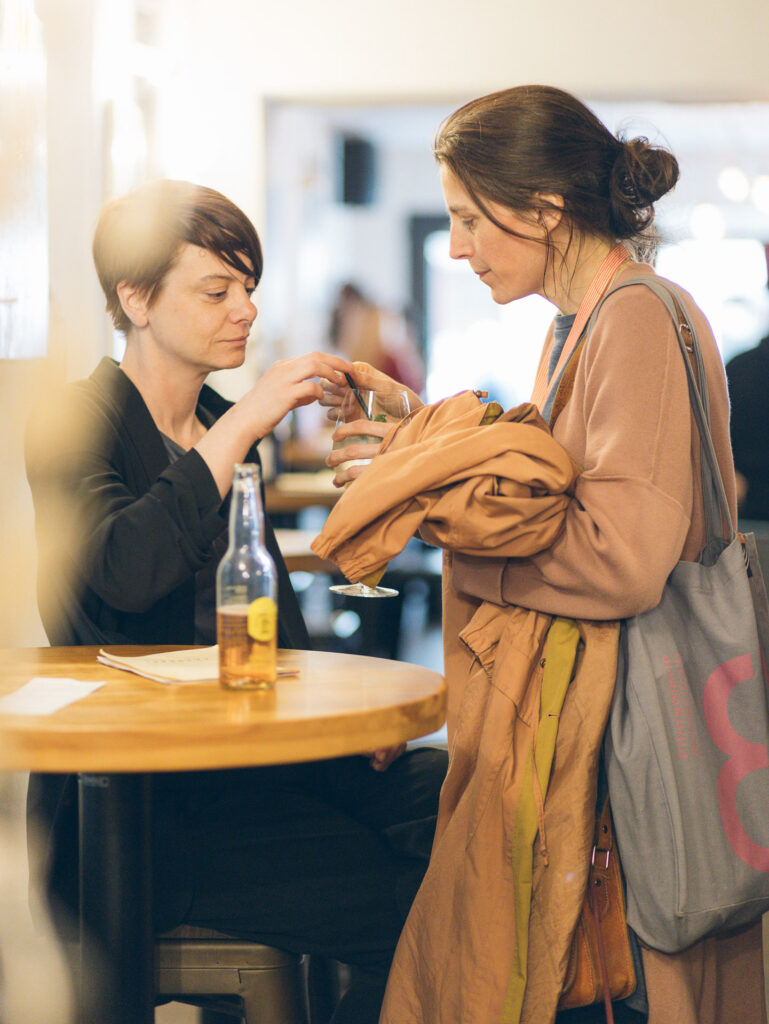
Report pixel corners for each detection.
[97,646,219,683]
[97,646,299,684]
[0,677,105,716]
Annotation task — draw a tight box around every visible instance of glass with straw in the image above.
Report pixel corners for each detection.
[329,377,412,598]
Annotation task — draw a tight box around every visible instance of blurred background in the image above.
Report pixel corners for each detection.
[2,0,769,649]
[2,0,769,651]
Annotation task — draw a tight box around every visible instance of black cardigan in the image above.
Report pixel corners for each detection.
[24,358,310,931]
[25,356,309,649]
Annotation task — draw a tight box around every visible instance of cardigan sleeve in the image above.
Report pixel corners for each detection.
[452,285,703,620]
[25,385,228,616]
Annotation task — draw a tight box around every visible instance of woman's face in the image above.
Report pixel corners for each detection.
[440,164,550,306]
[125,243,258,375]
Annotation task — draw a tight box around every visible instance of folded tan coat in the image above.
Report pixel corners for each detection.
[313,391,620,1023]
[312,390,577,589]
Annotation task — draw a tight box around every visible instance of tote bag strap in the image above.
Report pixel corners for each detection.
[584,275,735,565]
[666,288,732,559]
[610,277,732,560]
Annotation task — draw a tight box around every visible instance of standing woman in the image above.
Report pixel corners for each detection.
[431,86,763,1024]
[326,86,764,1023]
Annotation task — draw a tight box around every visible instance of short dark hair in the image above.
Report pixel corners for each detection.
[92,180,263,333]
[435,85,679,261]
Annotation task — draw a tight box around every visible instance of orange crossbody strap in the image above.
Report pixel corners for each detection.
[530,244,630,411]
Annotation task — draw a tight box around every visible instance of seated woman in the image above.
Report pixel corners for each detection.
[25,179,447,1024]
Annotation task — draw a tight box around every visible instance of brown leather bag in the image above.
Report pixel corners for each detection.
[558,798,636,1022]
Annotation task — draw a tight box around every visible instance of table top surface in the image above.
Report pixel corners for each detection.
[0,646,446,773]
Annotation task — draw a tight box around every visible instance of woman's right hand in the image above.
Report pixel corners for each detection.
[238,351,353,439]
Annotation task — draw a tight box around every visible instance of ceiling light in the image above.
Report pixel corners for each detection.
[717,166,750,202]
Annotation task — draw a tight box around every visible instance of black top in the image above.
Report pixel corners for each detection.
[160,412,228,644]
[25,357,309,649]
[24,357,310,933]
[725,335,769,522]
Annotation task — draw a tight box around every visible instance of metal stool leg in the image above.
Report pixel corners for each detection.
[238,959,308,1024]
[201,1009,241,1024]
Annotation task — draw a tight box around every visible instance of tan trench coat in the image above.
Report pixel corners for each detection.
[313,391,620,1022]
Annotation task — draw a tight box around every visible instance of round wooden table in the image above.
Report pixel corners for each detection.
[0,645,445,1024]
[0,646,446,772]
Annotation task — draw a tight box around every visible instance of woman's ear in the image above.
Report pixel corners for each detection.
[535,193,564,232]
[116,281,150,329]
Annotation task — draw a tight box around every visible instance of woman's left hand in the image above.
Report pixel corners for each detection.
[318,374,348,422]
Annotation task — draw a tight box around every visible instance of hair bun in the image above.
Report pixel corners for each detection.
[609,137,680,236]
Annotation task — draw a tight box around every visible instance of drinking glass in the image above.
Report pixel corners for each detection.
[329,385,411,598]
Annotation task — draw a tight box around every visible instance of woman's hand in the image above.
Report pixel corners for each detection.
[320,360,423,487]
[367,744,407,772]
[238,351,353,439]
[326,415,390,487]
[196,350,353,498]
[319,360,423,425]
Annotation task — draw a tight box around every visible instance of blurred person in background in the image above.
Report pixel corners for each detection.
[328,282,425,396]
[726,325,769,521]
[24,179,447,1024]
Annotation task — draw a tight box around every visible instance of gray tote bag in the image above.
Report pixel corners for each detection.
[599,277,769,953]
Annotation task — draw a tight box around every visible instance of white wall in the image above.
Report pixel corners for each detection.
[149,0,769,227]
[153,0,769,359]
[203,0,769,103]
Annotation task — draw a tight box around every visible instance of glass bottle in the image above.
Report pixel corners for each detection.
[216,463,278,689]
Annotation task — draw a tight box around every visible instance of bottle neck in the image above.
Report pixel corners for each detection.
[228,465,265,548]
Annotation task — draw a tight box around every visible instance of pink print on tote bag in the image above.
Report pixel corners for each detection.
[703,652,769,874]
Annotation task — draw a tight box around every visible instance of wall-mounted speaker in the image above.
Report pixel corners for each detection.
[337,134,378,206]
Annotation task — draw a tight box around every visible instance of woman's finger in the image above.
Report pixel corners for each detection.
[318,378,346,409]
[331,462,370,488]
[332,418,389,443]
[326,440,380,469]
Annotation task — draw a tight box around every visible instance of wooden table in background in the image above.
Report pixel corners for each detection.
[278,435,334,473]
[274,528,338,574]
[0,646,446,1024]
[264,472,340,516]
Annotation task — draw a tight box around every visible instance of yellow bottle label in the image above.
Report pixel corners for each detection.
[247,597,277,642]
